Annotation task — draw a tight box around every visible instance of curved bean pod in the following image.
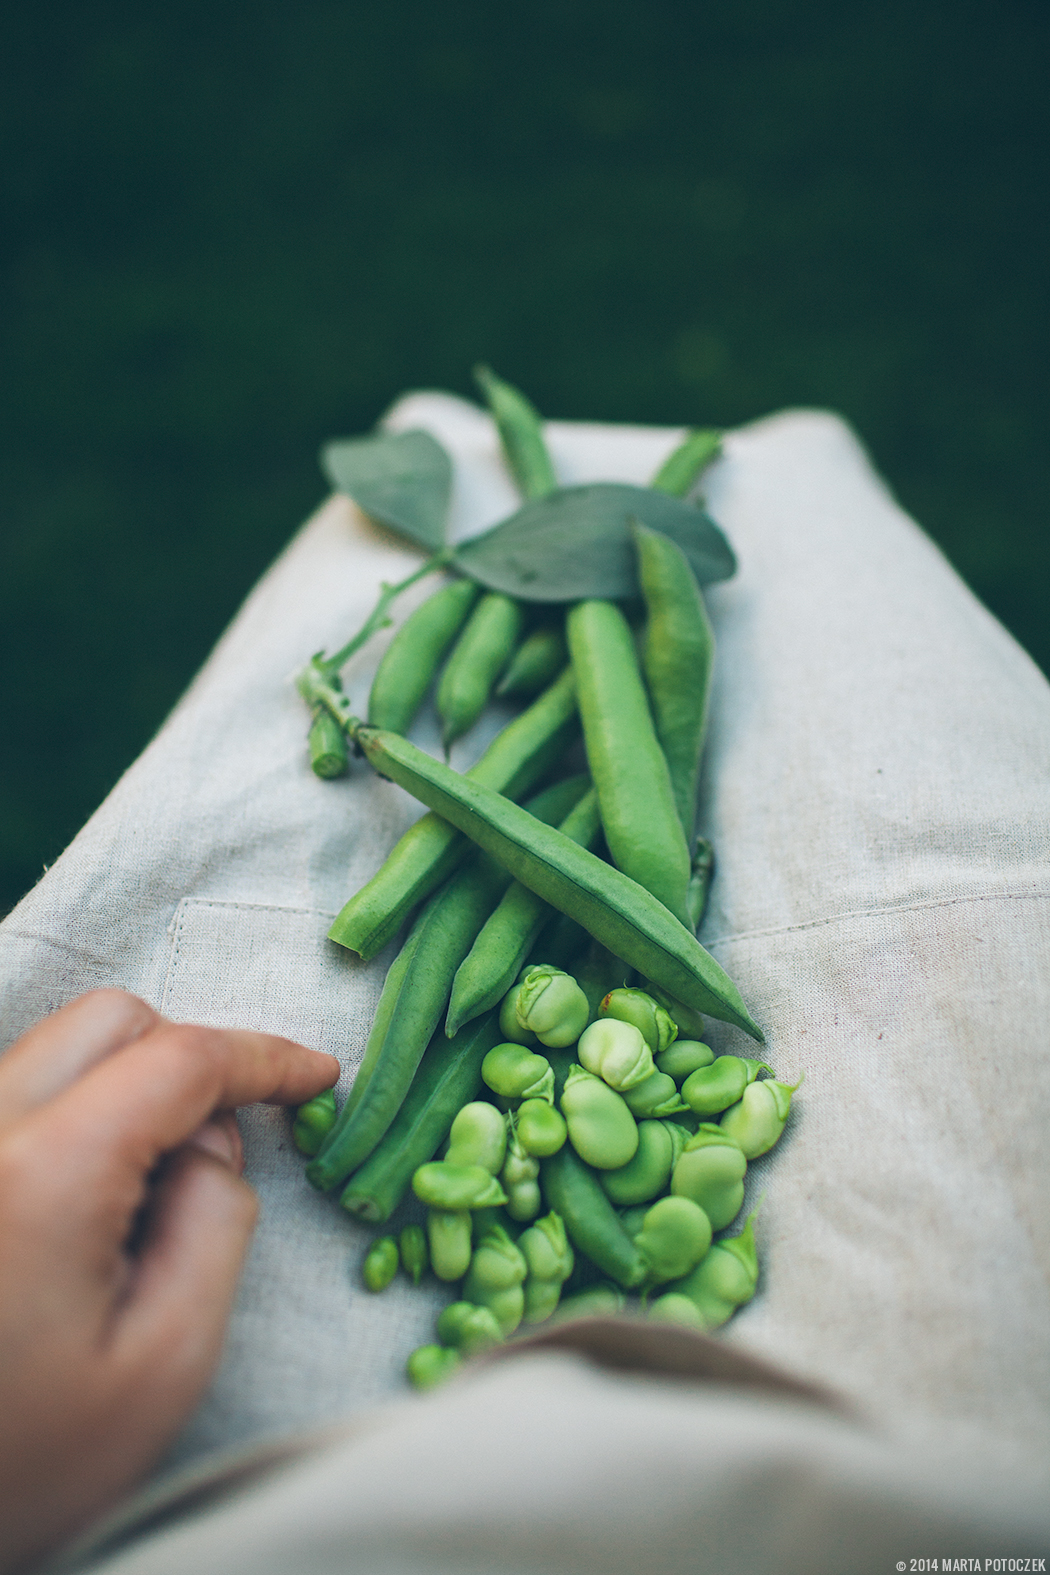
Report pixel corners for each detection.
[633,523,716,842]
[437,591,527,751]
[540,1144,649,1290]
[686,838,715,931]
[649,428,722,499]
[474,363,558,500]
[330,665,578,960]
[368,576,480,734]
[344,719,764,1040]
[496,623,568,697]
[566,598,691,925]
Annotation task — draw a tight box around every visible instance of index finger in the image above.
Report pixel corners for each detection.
[24,1018,340,1187]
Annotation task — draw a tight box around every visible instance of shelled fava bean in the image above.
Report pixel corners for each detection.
[346,971,799,1388]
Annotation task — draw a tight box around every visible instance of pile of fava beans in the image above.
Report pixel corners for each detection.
[290,375,797,1387]
[294,970,798,1389]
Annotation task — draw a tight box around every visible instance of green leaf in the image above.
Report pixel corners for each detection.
[321,429,452,552]
[452,483,736,602]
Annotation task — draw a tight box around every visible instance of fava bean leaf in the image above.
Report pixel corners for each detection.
[321,429,452,552]
[452,484,735,602]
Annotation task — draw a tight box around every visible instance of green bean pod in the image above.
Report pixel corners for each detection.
[650,428,722,499]
[338,1010,502,1223]
[308,855,511,1192]
[474,364,558,500]
[368,576,480,734]
[496,623,568,697]
[308,706,349,779]
[322,774,583,1187]
[336,909,590,1223]
[437,592,527,751]
[633,523,716,842]
[330,665,578,960]
[344,720,763,1039]
[686,838,715,931]
[540,1144,649,1290]
[446,784,599,1038]
[566,599,692,925]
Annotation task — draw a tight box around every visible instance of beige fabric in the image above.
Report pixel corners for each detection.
[55,1350,1050,1575]
[3,395,1049,1568]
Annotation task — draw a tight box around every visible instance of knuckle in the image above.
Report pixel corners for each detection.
[150,1022,226,1092]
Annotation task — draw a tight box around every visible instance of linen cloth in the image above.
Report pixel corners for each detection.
[3,395,1049,1568]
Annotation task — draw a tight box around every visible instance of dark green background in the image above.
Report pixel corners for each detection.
[2,0,1047,915]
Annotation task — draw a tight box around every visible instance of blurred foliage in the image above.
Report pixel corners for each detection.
[1,0,1047,912]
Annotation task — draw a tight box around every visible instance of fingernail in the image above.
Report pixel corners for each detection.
[189,1116,242,1172]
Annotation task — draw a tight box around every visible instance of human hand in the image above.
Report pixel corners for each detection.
[0,989,339,1573]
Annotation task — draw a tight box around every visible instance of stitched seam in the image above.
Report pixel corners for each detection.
[170,897,339,921]
[161,897,340,1013]
[704,888,1050,949]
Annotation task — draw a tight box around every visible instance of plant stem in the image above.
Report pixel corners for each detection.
[322,550,454,678]
[294,549,454,728]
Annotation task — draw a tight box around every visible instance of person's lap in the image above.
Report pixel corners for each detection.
[4,397,1048,1567]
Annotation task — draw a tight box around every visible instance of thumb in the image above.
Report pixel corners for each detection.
[111,1139,259,1451]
